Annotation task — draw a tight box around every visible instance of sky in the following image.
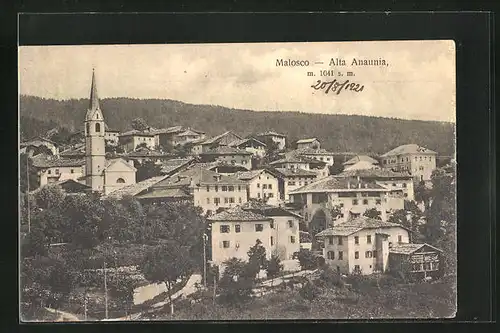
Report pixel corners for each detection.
[19,41,456,122]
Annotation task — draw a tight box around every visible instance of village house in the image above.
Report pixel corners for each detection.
[118,129,156,152]
[31,179,92,195]
[228,137,267,158]
[192,131,243,155]
[59,144,86,160]
[273,168,318,202]
[270,154,329,179]
[199,146,252,170]
[388,243,443,280]
[380,144,437,182]
[316,217,411,275]
[154,126,206,148]
[256,131,287,151]
[105,128,121,146]
[343,155,380,171]
[208,204,301,266]
[235,169,280,206]
[296,138,321,150]
[132,166,248,215]
[31,154,86,187]
[288,176,406,229]
[20,136,59,157]
[119,147,174,165]
[291,147,336,167]
[334,168,415,201]
[240,201,302,260]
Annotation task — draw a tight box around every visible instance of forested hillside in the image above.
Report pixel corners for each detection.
[20,95,455,155]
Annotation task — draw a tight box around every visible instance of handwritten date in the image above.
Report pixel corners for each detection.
[311,79,364,95]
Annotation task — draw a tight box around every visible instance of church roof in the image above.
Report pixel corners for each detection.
[105,174,170,199]
[85,69,103,121]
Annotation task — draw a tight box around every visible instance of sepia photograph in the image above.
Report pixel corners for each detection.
[19,41,456,321]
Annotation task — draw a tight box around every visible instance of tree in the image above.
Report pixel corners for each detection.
[363,207,382,220]
[140,241,193,315]
[21,226,48,258]
[247,239,267,277]
[299,280,320,303]
[266,255,283,281]
[297,249,320,271]
[136,142,149,150]
[218,258,254,305]
[131,118,149,131]
[135,160,163,182]
[19,153,39,193]
[414,180,431,210]
[329,204,343,226]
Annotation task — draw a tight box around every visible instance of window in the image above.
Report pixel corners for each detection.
[215,186,219,192]
[255,224,263,232]
[206,198,210,204]
[223,241,230,248]
[214,198,220,206]
[354,265,360,271]
[257,193,261,198]
[355,251,359,259]
[228,186,234,192]
[419,156,422,161]
[338,251,343,260]
[222,186,228,192]
[365,251,373,258]
[352,199,358,205]
[354,236,359,244]
[423,263,432,271]
[290,236,296,243]
[268,193,274,198]
[402,183,407,188]
[206,186,210,192]
[116,178,125,183]
[338,237,343,245]
[376,199,381,205]
[55,169,60,175]
[270,221,274,229]
[328,236,334,245]
[86,123,90,134]
[262,184,267,189]
[327,251,335,259]
[362,199,368,205]
[235,225,241,233]
[224,198,229,204]
[229,197,235,203]
[288,220,294,228]
[220,225,230,233]
[95,123,101,132]
[288,181,296,185]
[268,184,273,189]
[398,235,402,243]
[70,169,74,174]
[367,235,372,244]
[270,236,274,246]
[48,169,52,174]
[257,183,260,188]
[372,250,378,258]
[239,197,242,203]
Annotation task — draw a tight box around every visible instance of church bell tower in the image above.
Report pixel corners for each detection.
[84,69,106,192]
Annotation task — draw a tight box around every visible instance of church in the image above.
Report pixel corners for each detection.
[83,69,137,195]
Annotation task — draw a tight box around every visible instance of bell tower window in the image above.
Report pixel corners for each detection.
[86,123,90,135]
[95,123,101,133]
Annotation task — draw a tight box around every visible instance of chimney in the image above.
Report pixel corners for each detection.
[347,181,350,189]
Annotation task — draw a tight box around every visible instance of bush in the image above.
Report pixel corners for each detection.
[296,249,319,271]
[299,280,320,302]
[319,266,344,289]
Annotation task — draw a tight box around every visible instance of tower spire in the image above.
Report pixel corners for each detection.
[89,68,100,110]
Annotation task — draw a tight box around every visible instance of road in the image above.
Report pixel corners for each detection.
[152,274,202,308]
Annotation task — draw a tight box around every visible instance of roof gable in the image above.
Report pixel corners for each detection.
[104,158,137,172]
[381,144,437,157]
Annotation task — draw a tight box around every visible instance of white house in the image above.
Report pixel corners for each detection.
[256,131,287,151]
[296,138,321,150]
[316,217,410,275]
[235,169,280,206]
[380,144,438,182]
[228,137,267,158]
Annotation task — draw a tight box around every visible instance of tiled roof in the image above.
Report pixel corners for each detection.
[389,243,442,255]
[293,147,333,156]
[269,154,321,165]
[343,155,379,165]
[176,128,205,136]
[207,206,272,222]
[21,136,58,147]
[235,169,266,180]
[60,145,85,156]
[240,201,303,218]
[119,129,156,137]
[123,148,173,158]
[202,131,242,145]
[343,161,379,171]
[201,146,252,155]
[154,166,247,188]
[135,188,192,200]
[228,138,266,148]
[152,126,184,135]
[380,144,437,157]
[316,217,406,237]
[257,131,286,138]
[32,154,85,168]
[335,168,412,179]
[289,175,389,194]
[274,168,318,177]
[30,179,91,194]
[296,138,318,144]
[105,174,170,199]
[160,158,194,174]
